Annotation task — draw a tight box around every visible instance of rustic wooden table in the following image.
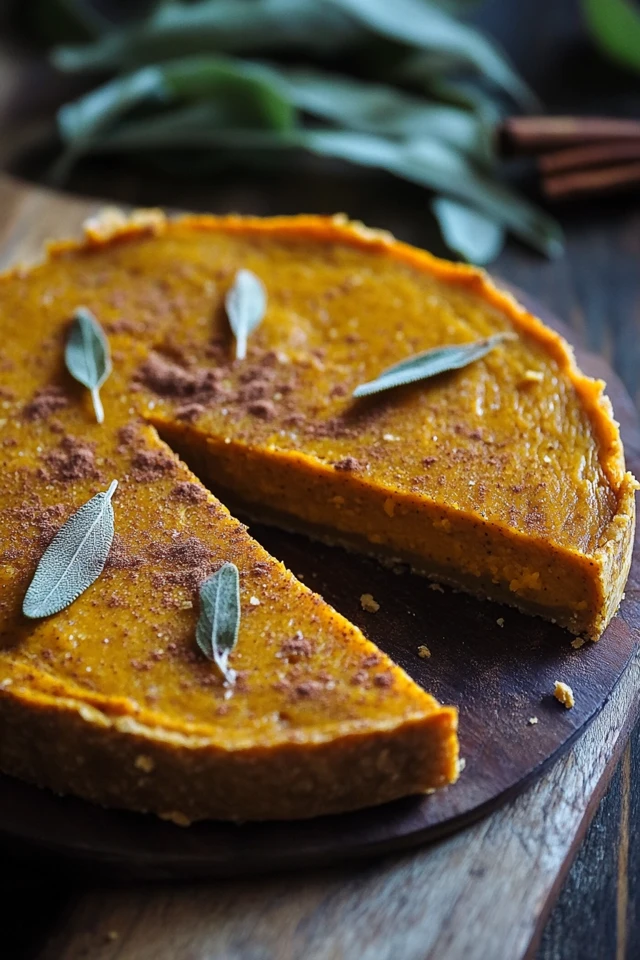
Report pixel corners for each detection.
[1,2,640,958]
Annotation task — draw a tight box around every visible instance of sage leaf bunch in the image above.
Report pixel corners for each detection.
[23,480,118,619]
[65,307,112,423]
[29,0,564,264]
[353,332,513,398]
[196,562,240,684]
[225,269,267,360]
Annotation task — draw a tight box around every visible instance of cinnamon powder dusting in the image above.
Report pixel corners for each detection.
[130,448,176,482]
[41,436,99,482]
[23,386,68,421]
[151,536,217,592]
[136,353,228,406]
[279,632,313,660]
[333,456,366,472]
[171,481,207,504]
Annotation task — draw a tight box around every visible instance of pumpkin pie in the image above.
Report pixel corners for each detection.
[0,210,635,823]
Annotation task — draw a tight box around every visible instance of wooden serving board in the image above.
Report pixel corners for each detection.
[0,173,638,883]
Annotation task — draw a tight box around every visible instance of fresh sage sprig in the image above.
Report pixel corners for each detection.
[65,307,112,423]
[225,269,267,361]
[196,562,240,684]
[23,480,118,619]
[353,332,514,398]
[28,0,564,265]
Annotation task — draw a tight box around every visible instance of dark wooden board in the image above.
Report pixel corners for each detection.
[0,174,638,880]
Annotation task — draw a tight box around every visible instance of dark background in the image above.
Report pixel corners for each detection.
[1,1,639,957]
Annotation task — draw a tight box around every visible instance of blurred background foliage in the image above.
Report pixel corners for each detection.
[8,0,640,264]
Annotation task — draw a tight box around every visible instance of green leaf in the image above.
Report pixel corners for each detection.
[65,307,112,423]
[161,58,296,131]
[226,269,267,360]
[58,66,169,144]
[353,333,513,398]
[52,0,362,72]
[196,562,240,684]
[581,0,640,74]
[280,67,488,157]
[326,0,540,110]
[54,58,296,176]
[23,481,118,619]
[432,197,505,264]
[399,60,506,126]
[52,65,170,183]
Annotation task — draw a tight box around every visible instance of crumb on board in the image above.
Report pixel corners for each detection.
[360,593,380,613]
[457,757,466,775]
[554,681,575,709]
[571,637,585,649]
[159,810,191,827]
[496,617,504,627]
[428,582,444,593]
[134,754,155,773]
[528,717,538,725]
[417,645,431,659]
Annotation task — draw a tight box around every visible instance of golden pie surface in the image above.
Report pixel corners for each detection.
[0,211,635,821]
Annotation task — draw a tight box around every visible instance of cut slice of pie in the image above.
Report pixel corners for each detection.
[0,210,635,823]
[0,424,458,822]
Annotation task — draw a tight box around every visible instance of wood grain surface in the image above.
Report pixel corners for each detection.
[0,171,638,883]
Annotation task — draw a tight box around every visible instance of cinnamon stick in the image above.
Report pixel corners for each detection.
[538,139,640,175]
[501,116,640,154]
[542,161,640,200]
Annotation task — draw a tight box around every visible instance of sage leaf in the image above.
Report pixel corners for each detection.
[225,269,267,361]
[280,67,488,158]
[52,66,171,184]
[432,197,505,265]
[53,0,361,72]
[65,307,112,423]
[196,562,240,684]
[162,57,296,132]
[353,333,513,398]
[23,480,118,619]
[326,0,539,110]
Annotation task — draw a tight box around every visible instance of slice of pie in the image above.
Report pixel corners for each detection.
[0,210,635,822]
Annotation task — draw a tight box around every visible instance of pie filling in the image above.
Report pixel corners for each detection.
[0,212,636,822]
[155,421,636,639]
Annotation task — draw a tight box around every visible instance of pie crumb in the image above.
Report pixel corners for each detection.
[528,716,538,725]
[496,617,504,627]
[417,645,431,659]
[554,681,575,709]
[134,754,155,773]
[571,637,585,649]
[249,596,261,606]
[159,810,191,827]
[360,593,380,613]
[523,369,544,383]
